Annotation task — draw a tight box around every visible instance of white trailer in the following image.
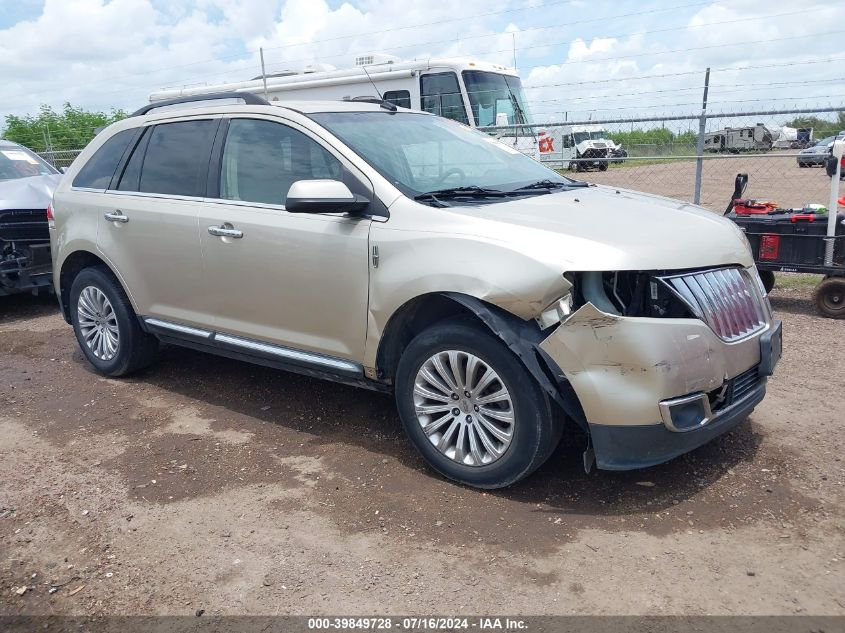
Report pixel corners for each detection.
[150,55,540,158]
[703,123,778,153]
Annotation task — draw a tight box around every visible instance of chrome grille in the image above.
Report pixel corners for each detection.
[660,267,768,342]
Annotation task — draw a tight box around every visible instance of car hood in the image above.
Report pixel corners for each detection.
[0,174,62,210]
[453,185,754,271]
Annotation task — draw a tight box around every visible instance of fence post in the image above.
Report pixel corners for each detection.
[693,67,710,205]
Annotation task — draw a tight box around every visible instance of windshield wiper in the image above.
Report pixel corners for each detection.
[514,179,590,191]
[414,186,510,206]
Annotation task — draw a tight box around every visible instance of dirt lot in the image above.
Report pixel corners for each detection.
[1,279,843,616]
[571,152,834,212]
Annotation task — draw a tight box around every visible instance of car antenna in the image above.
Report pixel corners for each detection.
[360,66,397,112]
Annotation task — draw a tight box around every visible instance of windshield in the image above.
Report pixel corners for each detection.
[0,145,57,180]
[573,130,609,144]
[462,71,533,130]
[310,111,573,199]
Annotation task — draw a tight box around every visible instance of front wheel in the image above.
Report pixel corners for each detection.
[395,321,559,488]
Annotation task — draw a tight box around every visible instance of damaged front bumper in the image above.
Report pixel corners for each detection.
[539,302,782,470]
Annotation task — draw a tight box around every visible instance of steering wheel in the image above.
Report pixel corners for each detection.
[433,167,466,186]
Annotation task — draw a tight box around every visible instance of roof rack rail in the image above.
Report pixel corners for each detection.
[132,92,270,117]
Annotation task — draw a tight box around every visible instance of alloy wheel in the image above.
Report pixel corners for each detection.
[413,350,515,466]
[77,286,119,361]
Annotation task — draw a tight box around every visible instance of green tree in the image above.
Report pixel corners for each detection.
[2,103,127,152]
[781,112,845,141]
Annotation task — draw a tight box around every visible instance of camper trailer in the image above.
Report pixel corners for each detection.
[704,123,778,153]
[149,55,540,158]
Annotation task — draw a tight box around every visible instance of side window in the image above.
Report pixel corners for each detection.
[563,134,573,149]
[138,120,217,197]
[72,129,136,189]
[383,90,411,109]
[116,128,150,192]
[220,119,342,206]
[420,73,469,125]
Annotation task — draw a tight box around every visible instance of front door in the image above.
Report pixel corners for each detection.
[198,117,372,362]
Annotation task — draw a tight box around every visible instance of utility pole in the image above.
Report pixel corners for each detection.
[693,67,710,205]
[259,47,269,100]
[512,33,517,70]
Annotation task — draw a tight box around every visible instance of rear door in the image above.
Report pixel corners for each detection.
[198,116,373,362]
[97,118,220,327]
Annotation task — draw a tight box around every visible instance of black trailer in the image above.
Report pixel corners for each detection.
[725,171,845,318]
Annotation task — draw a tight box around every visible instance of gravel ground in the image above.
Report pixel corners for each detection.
[571,152,834,212]
[1,281,843,616]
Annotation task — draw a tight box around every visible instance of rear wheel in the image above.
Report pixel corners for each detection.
[814,277,845,319]
[395,321,559,488]
[70,267,159,376]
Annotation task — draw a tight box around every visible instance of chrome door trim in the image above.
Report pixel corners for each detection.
[214,333,361,375]
[144,317,213,340]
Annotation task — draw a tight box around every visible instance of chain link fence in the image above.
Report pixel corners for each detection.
[484,106,844,212]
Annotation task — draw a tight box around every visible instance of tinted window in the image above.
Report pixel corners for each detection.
[72,129,135,189]
[116,128,150,192]
[383,90,411,109]
[420,73,468,124]
[220,119,342,206]
[138,120,216,197]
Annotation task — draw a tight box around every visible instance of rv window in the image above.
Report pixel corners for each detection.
[72,129,136,189]
[137,120,217,197]
[219,119,342,206]
[420,72,469,125]
[383,90,411,109]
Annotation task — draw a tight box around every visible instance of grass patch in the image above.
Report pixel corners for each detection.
[774,273,822,289]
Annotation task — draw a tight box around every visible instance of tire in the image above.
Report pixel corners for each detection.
[759,270,776,294]
[598,161,609,171]
[813,277,845,319]
[394,320,559,489]
[69,266,159,376]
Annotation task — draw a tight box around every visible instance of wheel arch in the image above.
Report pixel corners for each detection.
[375,291,587,430]
[57,250,128,324]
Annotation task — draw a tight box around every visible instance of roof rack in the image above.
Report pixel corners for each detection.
[132,92,270,117]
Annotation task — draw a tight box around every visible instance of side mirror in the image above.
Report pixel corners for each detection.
[285,180,369,214]
[825,155,838,178]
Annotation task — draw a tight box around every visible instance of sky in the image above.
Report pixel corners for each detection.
[0,0,843,128]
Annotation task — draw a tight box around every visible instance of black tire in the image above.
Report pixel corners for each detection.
[69,266,159,376]
[759,270,776,294]
[598,161,609,171]
[813,277,845,319]
[395,320,559,489]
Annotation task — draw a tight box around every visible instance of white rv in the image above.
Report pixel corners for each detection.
[149,55,540,158]
[703,123,778,153]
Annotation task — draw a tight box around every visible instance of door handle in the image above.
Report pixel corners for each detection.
[103,210,129,223]
[208,224,243,239]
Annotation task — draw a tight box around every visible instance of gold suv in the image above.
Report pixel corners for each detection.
[50,93,782,488]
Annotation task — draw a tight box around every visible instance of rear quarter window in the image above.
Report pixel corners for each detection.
[72,129,136,189]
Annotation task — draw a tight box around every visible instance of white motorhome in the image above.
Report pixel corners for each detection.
[149,55,540,158]
[537,124,627,171]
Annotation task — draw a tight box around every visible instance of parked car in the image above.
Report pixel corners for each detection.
[50,93,781,488]
[797,136,834,167]
[0,140,62,297]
